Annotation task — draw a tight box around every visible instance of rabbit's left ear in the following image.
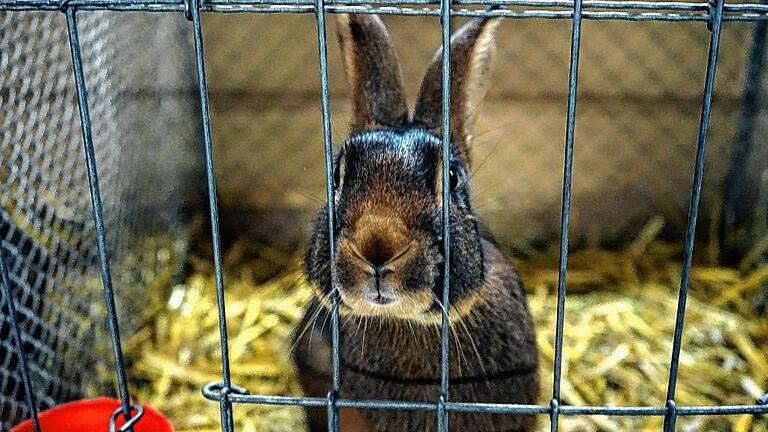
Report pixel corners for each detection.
[337,14,409,133]
[412,17,500,166]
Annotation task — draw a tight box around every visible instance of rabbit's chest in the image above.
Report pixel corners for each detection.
[341,371,537,432]
[338,312,538,383]
[337,321,539,432]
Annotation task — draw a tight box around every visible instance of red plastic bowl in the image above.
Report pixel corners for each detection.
[11,398,173,432]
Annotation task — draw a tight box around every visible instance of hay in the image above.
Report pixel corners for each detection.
[126,223,767,432]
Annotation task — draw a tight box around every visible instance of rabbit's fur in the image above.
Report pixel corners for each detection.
[293,13,539,432]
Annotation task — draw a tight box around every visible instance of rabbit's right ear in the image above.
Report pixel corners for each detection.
[336,14,409,133]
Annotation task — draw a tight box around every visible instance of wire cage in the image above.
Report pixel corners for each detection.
[1,1,767,432]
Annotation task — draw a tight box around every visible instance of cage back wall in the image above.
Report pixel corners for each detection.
[205,12,768,249]
[1,1,767,432]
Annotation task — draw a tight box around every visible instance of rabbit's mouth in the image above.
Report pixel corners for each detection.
[337,288,434,319]
[334,236,439,319]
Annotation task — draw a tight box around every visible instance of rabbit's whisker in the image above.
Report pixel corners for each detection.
[470,118,523,144]
[294,190,325,205]
[473,194,514,212]
[432,293,489,381]
[359,315,370,364]
[452,303,491,390]
[289,301,325,355]
[431,295,467,378]
[460,136,504,190]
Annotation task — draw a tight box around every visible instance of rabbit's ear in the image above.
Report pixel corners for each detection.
[336,14,409,132]
[412,16,500,165]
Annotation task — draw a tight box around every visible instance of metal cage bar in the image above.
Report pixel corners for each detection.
[63,6,136,430]
[438,0,452,431]
[186,0,238,430]
[549,0,582,429]
[310,0,342,429]
[2,0,768,21]
[662,0,727,430]
[0,226,41,432]
[203,390,768,414]
[192,0,765,427]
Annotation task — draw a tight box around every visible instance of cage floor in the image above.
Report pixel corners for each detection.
[124,220,768,432]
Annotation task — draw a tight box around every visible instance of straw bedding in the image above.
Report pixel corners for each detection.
[125,219,768,432]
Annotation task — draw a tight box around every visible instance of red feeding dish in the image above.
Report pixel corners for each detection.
[11,398,173,432]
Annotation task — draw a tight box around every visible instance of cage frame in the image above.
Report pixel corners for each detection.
[1,0,768,431]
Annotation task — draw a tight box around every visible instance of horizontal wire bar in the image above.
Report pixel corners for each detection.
[559,406,666,416]
[2,0,768,20]
[5,0,768,11]
[447,402,552,414]
[676,404,768,415]
[201,390,768,416]
[340,399,436,411]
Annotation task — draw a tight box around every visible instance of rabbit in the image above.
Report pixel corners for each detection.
[293,13,539,432]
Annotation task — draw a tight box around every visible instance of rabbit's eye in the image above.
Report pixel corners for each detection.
[333,165,340,189]
[333,159,342,189]
[449,168,459,191]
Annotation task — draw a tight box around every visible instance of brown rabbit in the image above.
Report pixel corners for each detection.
[293,13,539,432]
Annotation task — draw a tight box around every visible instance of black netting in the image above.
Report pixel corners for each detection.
[0,12,198,429]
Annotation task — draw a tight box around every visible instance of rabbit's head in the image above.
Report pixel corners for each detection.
[306,13,499,322]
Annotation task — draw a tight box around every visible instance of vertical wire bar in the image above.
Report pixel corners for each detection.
[663,0,726,431]
[64,8,133,428]
[312,0,339,430]
[187,1,235,430]
[0,234,41,432]
[550,0,583,430]
[438,0,452,431]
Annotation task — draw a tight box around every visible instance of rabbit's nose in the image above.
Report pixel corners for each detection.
[345,236,405,270]
[360,234,400,267]
[349,213,411,267]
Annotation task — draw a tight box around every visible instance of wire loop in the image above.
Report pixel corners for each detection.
[707,0,717,29]
[184,0,195,20]
[202,381,251,400]
[108,404,144,432]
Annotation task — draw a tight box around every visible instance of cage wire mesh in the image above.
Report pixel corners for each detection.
[1,1,768,432]
[0,12,198,429]
[198,7,768,432]
[201,9,768,431]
